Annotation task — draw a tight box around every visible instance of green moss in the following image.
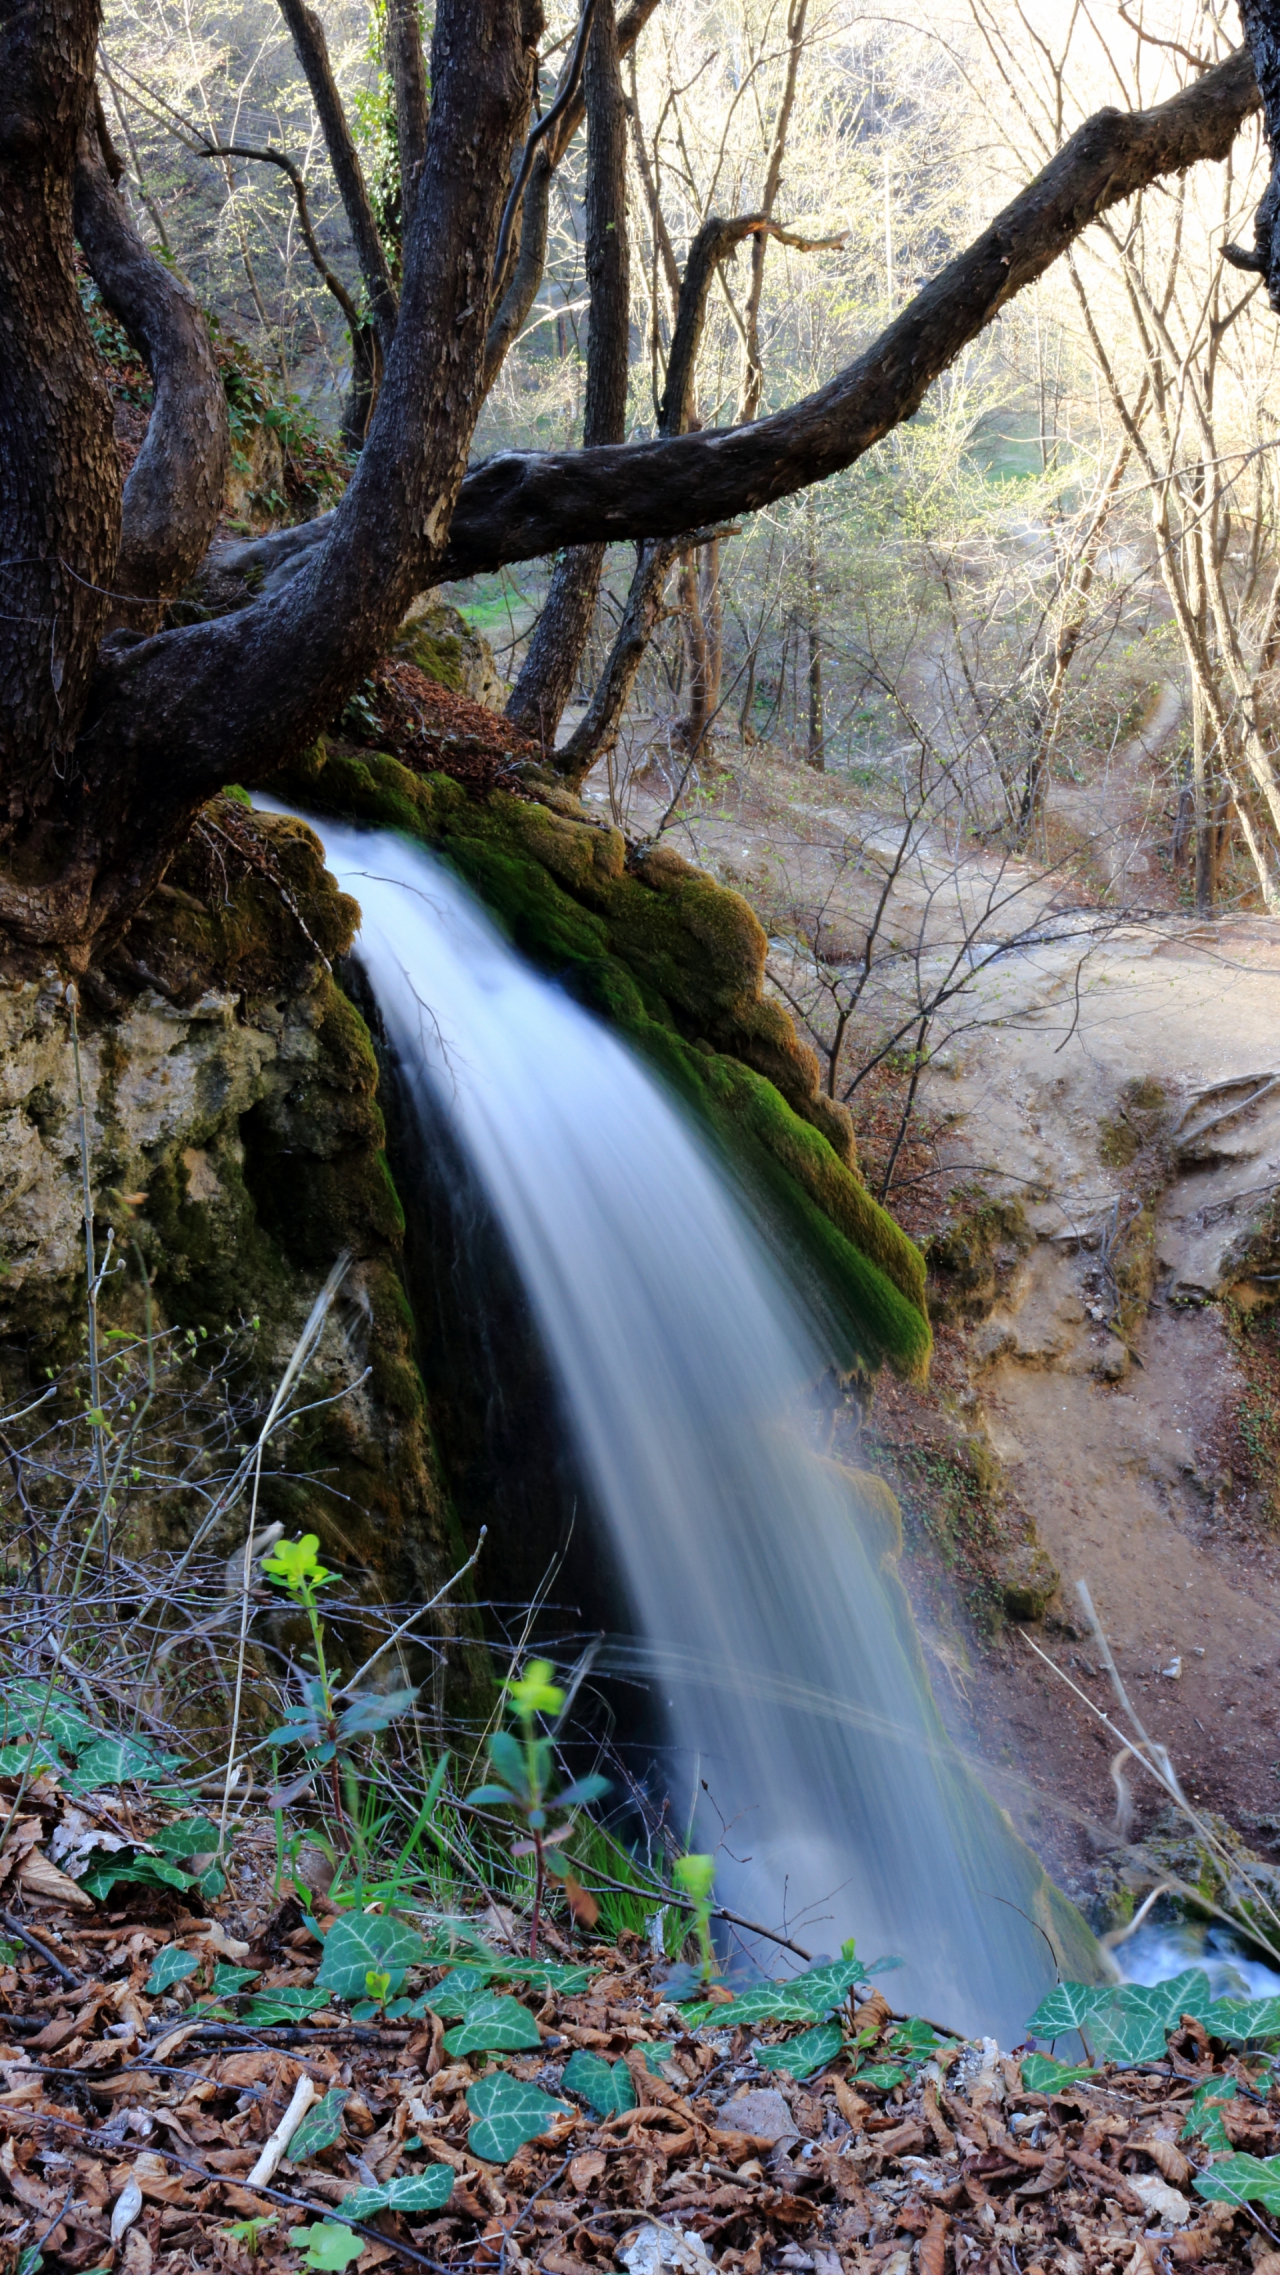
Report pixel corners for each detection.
[272,749,931,1380]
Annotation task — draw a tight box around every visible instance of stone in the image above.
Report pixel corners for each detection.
[717,2087,799,2146]
[996,1539,1060,1621]
[1094,1335,1130,1381]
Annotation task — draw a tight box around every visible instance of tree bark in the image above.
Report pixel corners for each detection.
[483,0,659,390]
[506,0,631,747]
[1230,0,1280,307]
[274,0,399,354]
[75,106,230,607]
[0,0,120,809]
[1,0,537,949]
[386,0,430,228]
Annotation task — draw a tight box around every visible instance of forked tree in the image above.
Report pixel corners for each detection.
[0,0,1275,960]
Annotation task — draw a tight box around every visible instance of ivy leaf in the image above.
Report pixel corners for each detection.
[442,1993,543,2056]
[145,1946,200,1995]
[857,2063,910,2090]
[1090,1973,1214,2064]
[1204,1996,1280,2047]
[77,1854,193,1901]
[1183,2079,1239,2152]
[1025,1981,1115,2041]
[789,1956,870,2017]
[287,2223,363,2270]
[151,1818,220,1860]
[642,2044,676,2077]
[754,2021,844,2081]
[466,2072,570,2164]
[561,2050,637,2117]
[287,2088,349,2164]
[682,1983,820,2031]
[503,1961,592,1996]
[423,1965,492,2017]
[210,1964,259,1998]
[1194,2154,1280,2215]
[70,1735,182,1787]
[243,1987,332,2025]
[341,2170,454,2218]
[1019,2054,1097,2093]
[0,1683,95,1753]
[315,1914,427,2000]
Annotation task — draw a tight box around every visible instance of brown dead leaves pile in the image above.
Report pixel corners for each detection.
[339,662,538,797]
[0,1870,1277,2275]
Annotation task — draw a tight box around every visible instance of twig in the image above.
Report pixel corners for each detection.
[0,1908,83,1989]
[247,2071,317,2185]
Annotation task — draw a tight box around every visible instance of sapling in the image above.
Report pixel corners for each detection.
[672,1852,718,1980]
[465,1658,608,1956]
[261,1534,418,1847]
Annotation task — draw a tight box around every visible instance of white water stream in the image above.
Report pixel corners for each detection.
[312,818,1088,2039]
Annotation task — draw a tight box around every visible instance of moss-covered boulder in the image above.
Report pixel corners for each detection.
[268,746,931,1382]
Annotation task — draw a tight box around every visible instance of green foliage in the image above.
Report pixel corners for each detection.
[222,2216,277,2254]
[1027,1972,1280,2066]
[1184,2079,1240,2153]
[1019,2053,1096,2093]
[856,2062,909,2090]
[423,1963,491,2016]
[287,2088,349,2163]
[466,2071,570,2164]
[209,1964,260,1998]
[315,1912,427,2000]
[442,1992,543,2056]
[561,2049,638,2116]
[341,2170,455,2218]
[287,2223,365,2270]
[146,1945,200,1995]
[1194,2154,1280,2215]
[243,1986,333,2025]
[465,1657,608,1957]
[755,2021,844,2079]
[672,1853,717,1981]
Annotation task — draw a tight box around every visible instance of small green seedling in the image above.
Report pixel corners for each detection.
[465,1658,607,1956]
[262,1534,418,1841]
[222,2215,278,2256]
[287,2222,364,2270]
[672,1852,717,1981]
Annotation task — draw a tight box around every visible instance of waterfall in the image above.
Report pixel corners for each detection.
[312,817,1091,2041]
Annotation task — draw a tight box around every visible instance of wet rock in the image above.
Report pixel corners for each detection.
[995,1539,1060,1621]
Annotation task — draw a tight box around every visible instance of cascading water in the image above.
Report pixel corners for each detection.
[309,816,1095,2040]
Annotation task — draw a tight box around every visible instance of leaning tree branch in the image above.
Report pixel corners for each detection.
[436,42,1261,580]
[1230,1,1280,308]
[385,0,429,228]
[73,101,229,605]
[67,35,1262,952]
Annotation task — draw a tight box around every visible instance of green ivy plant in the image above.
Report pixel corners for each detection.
[465,1659,607,1956]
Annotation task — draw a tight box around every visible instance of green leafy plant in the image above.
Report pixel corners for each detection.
[341,2170,454,2218]
[1194,2154,1280,2216]
[465,2070,570,2164]
[561,2048,638,2116]
[315,1911,428,2003]
[441,1990,543,2057]
[671,1853,717,1981]
[465,1658,607,1956]
[287,2088,349,2164]
[1026,1971,1280,2067]
[287,2222,364,2270]
[755,2020,844,2081]
[222,2215,278,2255]
[260,1534,419,1844]
[145,1945,199,1996]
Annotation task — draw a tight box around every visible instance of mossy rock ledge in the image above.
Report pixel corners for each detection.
[0,805,467,1622]
[267,743,931,1383]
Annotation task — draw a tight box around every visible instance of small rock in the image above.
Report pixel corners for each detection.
[996,1541,1060,1622]
[1161,1656,1182,1679]
[1095,1336,1129,1382]
[717,2087,799,2145]
[618,2222,713,2275]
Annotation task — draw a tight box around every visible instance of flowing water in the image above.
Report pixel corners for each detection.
[310,817,1094,2040]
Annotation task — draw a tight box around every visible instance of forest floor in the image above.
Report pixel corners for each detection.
[577,724,1280,1915]
[0,1786,1276,2275]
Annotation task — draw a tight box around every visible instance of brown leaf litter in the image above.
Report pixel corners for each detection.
[0,1798,1276,2275]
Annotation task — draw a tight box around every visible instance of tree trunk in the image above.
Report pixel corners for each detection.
[74,109,229,608]
[0,7,120,815]
[506,0,630,749]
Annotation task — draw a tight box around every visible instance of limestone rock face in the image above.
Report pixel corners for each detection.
[0,806,459,1607]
